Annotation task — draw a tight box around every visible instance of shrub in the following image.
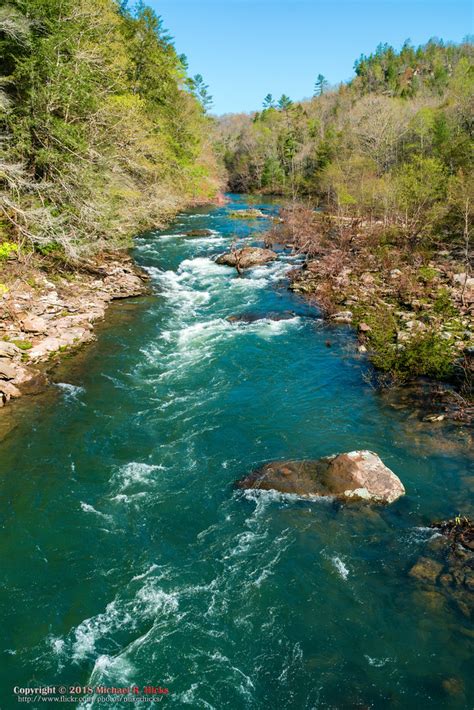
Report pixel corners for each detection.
[0,242,18,260]
[418,265,438,283]
[12,340,32,351]
[433,288,457,316]
[360,306,455,380]
[396,331,455,379]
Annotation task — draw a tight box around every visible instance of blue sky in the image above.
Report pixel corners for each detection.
[150,0,473,115]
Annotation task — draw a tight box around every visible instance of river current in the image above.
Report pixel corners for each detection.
[0,195,472,709]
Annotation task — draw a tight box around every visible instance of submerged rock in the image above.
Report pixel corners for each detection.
[409,557,443,583]
[216,247,277,269]
[227,311,297,323]
[408,516,474,620]
[184,229,213,237]
[235,450,405,504]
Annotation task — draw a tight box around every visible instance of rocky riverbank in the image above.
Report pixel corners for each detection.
[263,205,473,422]
[0,253,150,408]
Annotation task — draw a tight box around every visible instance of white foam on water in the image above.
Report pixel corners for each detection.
[332,556,350,580]
[131,564,159,582]
[179,684,217,709]
[249,316,302,338]
[173,316,301,360]
[249,258,296,282]
[250,543,287,588]
[179,255,224,272]
[183,235,224,246]
[230,275,268,291]
[109,492,147,505]
[402,526,440,548]
[177,318,229,347]
[55,382,85,400]
[364,655,391,667]
[240,487,333,506]
[57,576,180,670]
[135,585,179,615]
[111,462,164,492]
[152,267,212,309]
[80,502,114,524]
[47,636,66,671]
[277,642,304,684]
[80,655,136,708]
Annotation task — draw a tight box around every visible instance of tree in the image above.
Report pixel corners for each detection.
[188,74,213,112]
[278,94,292,110]
[263,94,275,109]
[314,74,329,96]
[0,0,219,258]
[394,156,448,239]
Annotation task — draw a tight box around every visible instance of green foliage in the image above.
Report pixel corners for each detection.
[394,156,448,239]
[357,306,399,372]
[217,38,472,250]
[278,95,293,110]
[35,241,63,256]
[263,94,275,109]
[11,339,32,350]
[433,288,458,316]
[360,306,455,380]
[353,38,473,97]
[417,266,438,283]
[0,0,219,259]
[0,241,18,260]
[314,74,328,96]
[187,74,213,112]
[395,331,455,379]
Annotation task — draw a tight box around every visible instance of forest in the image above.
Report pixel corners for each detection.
[216,39,473,386]
[0,0,219,261]
[218,39,473,232]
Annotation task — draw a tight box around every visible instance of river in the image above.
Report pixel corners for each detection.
[0,195,472,709]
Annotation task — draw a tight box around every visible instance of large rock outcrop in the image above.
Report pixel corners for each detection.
[216,247,277,270]
[235,450,405,504]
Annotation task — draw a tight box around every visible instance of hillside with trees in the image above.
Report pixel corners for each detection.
[216,39,473,391]
[0,0,220,261]
[217,39,472,220]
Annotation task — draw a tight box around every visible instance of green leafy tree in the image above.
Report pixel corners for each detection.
[0,0,219,257]
[394,156,448,239]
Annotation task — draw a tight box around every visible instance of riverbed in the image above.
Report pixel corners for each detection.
[0,195,472,709]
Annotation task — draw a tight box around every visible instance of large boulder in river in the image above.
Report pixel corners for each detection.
[216,247,277,269]
[235,451,405,504]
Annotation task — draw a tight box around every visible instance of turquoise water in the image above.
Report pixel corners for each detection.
[0,195,472,709]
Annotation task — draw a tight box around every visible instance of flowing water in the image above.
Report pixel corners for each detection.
[0,195,472,709]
